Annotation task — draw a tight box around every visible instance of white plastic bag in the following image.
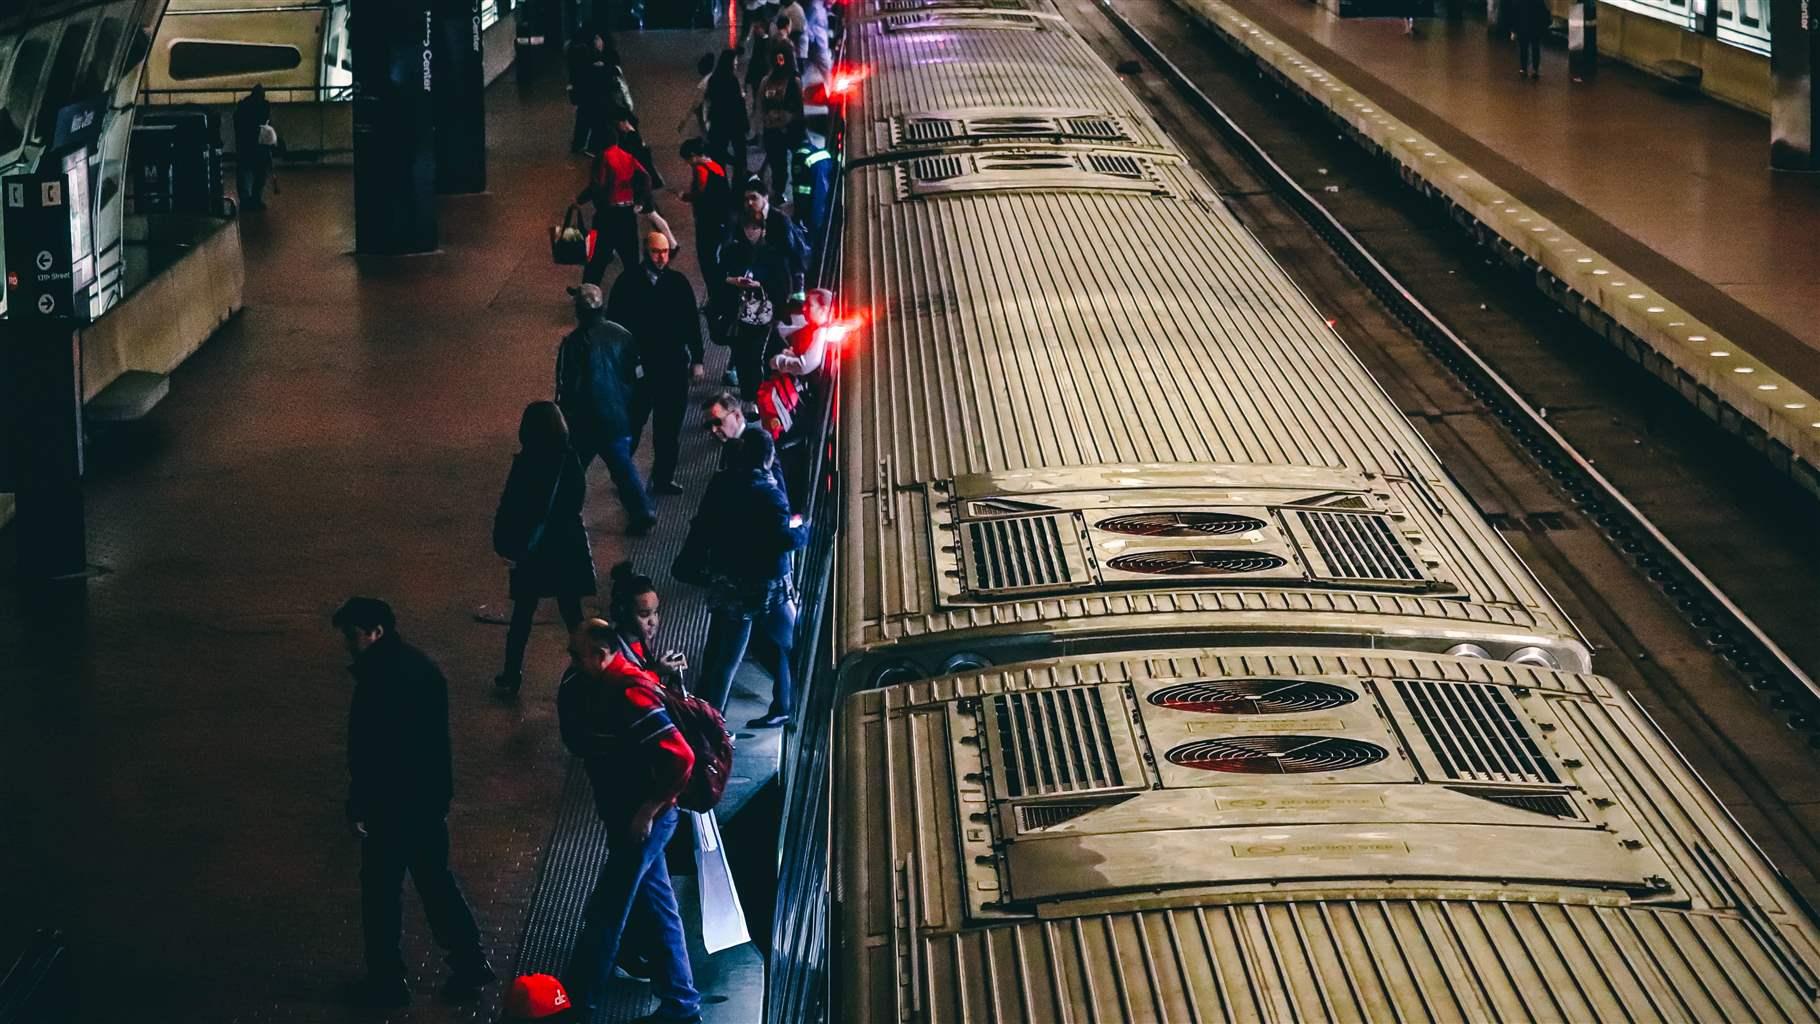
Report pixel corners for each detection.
[640,205,679,252]
[692,810,751,954]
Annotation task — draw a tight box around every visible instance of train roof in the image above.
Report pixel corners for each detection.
[834,152,1583,666]
[841,4,1172,161]
[835,648,1820,1022]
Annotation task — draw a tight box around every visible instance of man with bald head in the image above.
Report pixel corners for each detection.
[609,231,706,495]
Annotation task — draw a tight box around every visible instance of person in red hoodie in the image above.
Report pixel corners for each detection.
[558,565,702,1022]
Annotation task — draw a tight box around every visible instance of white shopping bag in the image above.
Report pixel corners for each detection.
[692,810,751,954]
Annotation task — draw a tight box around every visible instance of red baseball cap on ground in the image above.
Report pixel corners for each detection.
[504,974,572,1019]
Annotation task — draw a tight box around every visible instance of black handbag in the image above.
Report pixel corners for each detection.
[550,205,595,266]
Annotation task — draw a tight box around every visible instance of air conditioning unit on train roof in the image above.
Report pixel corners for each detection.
[942,662,1675,922]
[926,464,1455,606]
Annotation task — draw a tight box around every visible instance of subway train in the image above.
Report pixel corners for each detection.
[768,0,1820,1019]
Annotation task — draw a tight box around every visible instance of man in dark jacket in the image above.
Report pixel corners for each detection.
[680,138,736,288]
[740,177,809,297]
[333,598,494,1009]
[675,428,807,725]
[611,232,705,496]
[557,284,658,535]
[234,84,272,210]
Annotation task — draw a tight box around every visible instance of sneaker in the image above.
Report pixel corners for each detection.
[439,961,497,1003]
[344,975,411,1009]
[652,480,686,496]
[747,712,790,729]
[626,517,658,537]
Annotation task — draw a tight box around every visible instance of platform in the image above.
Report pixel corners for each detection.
[0,25,774,1023]
[1151,0,1820,492]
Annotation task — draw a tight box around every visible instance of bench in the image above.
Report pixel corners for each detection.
[85,370,169,423]
[0,930,72,1024]
[1650,58,1703,94]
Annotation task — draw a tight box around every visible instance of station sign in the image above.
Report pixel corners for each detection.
[3,147,95,324]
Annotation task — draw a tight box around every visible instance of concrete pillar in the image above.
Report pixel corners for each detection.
[1770,0,1820,171]
[433,0,488,195]
[352,0,439,254]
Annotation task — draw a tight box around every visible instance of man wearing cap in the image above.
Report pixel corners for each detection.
[332,598,495,1008]
[557,285,658,535]
[560,619,703,1022]
[609,232,705,496]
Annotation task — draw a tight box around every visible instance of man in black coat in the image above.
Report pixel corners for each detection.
[234,84,272,210]
[332,598,494,1009]
[610,232,706,496]
[557,284,658,534]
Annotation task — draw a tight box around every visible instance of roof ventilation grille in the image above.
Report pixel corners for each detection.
[989,688,1123,797]
[902,118,962,144]
[1106,550,1288,576]
[881,10,1042,30]
[1148,679,1358,715]
[1016,801,1105,831]
[1085,153,1147,179]
[976,152,1075,172]
[961,512,1092,594]
[1097,511,1266,537]
[1065,116,1125,140]
[881,0,1029,10]
[1395,679,1560,785]
[1166,735,1389,774]
[1292,509,1425,583]
[1449,786,1579,819]
[909,154,966,182]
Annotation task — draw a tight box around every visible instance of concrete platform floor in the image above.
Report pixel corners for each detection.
[0,29,768,1023]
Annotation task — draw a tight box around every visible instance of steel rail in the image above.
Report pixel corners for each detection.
[1090,0,1820,716]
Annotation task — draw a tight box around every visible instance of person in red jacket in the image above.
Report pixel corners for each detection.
[579,124,653,287]
[558,567,702,1023]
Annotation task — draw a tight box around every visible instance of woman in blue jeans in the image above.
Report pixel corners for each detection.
[674,427,807,727]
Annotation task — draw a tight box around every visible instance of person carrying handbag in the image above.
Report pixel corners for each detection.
[491,402,596,698]
[713,214,789,396]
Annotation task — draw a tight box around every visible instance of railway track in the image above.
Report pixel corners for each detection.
[1052,0,1820,901]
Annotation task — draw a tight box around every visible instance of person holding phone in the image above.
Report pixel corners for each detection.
[673,428,807,726]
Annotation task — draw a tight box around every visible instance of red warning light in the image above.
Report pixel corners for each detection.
[820,312,867,346]
[828,64,869,98]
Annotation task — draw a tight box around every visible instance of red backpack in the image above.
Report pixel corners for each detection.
[649,681,735,812]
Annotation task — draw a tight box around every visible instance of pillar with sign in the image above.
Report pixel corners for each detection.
[433,0,488,195]
[1771,0,1820,170]
[3,149,94,580]
[352,0,440,254]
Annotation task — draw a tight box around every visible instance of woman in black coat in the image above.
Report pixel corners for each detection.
[716,214,792,398]
[492,401,595,697]
[706,49,750,177]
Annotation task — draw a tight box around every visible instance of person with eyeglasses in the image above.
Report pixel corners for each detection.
[699,390,786,495]
[608,232,705,497]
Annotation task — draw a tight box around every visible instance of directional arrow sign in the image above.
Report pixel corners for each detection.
[36,294,56,314]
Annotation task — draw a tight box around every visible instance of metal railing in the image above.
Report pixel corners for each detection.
[137,85,354,160]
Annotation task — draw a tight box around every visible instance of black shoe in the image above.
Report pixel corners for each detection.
[344,976,410,1009]
[747,712,790,728]
[627,517,658,537]
[493,672,521,698]
[614,952,655,983]
[652,480,685,495]
[439,961,497,1003]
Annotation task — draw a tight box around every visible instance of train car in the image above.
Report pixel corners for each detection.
[769,0,1820,1017]
[143,0,351,102]
[836,648,1820,1022]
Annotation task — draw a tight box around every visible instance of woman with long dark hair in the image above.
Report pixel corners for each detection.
[491,401,595,697]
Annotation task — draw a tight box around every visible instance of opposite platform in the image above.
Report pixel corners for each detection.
[1152,0,1820,494]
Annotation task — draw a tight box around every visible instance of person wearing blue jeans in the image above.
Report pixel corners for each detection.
[559,598,702,1022]
[675,426,807,728]
[557,285,658,536]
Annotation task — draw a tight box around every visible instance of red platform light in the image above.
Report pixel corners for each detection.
[828,64,869,98]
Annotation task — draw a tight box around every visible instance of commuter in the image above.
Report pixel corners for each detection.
[616,112,666,191]
[332,597,495,1009]
[801,0,832,73]
[674,428,807,725]
[1509,0,1550,78]
[758,46,806,201]
[701,390,786,495]
[744,18,775,127]
[745,0,781,42]
[715,214,791,397]
[610,232,706,496]
[740,178,809,298]
[567,31,618,155]
[559,598,702,1022]
[491,401,594,697]
[705,50,751,176]
[556,285,658,535]
[234,84,273,210]
[677,53,717,139]
[780,0,807,37]
[679,138,736,286]
[579,123,654,286]
[769,288,836,378]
